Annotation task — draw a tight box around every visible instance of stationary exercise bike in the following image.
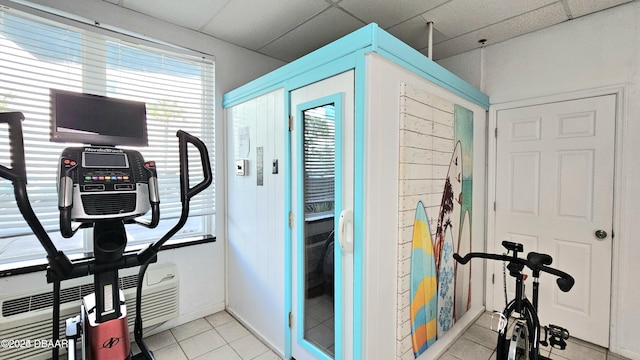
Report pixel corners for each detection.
[0,111,212,359]
[454,241,575,360]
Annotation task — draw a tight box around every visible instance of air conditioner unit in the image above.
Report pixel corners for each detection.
[0,263,179,360]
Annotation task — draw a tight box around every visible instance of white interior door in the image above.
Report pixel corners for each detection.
[290,71,354,360]
[493,95,615,347]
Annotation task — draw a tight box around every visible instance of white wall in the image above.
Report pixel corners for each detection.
[0,0,284,332]
[225,89,286,354]
[439,2,640,358]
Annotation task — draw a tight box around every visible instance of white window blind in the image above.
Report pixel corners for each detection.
[0,9,215,264]
[303,105,335,217]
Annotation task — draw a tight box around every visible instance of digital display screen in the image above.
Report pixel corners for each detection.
[50,89,148,146]
[83,152,128,168]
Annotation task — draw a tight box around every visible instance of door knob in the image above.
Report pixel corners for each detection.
[594,230,608,239]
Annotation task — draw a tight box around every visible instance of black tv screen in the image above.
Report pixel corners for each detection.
[50,89,148,147]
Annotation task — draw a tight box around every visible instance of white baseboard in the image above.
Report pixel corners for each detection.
[417,306,485,360]
[142,301,226,337]
[226,307,286,358]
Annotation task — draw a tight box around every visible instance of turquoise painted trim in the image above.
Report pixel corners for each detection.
[294,93,344,360]
[223,23,488,110]
[352,52,366,360]
[223,25,375,108]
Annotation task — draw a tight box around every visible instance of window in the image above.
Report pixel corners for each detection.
[0,9,215,265]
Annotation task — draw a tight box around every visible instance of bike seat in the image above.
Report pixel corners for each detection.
[527,252,553,267]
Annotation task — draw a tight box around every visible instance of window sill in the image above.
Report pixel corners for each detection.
[0,234,216,278]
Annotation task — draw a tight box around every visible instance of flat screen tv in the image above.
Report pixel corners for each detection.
[50,89,148,147]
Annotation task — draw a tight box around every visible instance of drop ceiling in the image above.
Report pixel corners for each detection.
[104,0,633,62]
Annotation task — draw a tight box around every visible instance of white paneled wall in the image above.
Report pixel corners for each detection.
[226,89,286,355]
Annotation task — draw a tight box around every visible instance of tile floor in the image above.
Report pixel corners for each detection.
[133,311,281,360]
[439,311,631,360]
[136,310,632,360]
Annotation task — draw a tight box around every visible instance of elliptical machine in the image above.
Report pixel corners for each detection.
[0,111,212,359]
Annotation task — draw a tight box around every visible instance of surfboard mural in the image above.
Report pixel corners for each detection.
[453,104,474,323]
[410,201,437,357]
[437,227,456,336]
[455,210,471,321]
[435,142,462,273]
[399,84,475,359]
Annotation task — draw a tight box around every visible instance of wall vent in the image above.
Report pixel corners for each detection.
[2,275,139,317]
[0,263,178,360]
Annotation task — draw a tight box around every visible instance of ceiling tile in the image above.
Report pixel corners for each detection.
[339,0,448,28]
[386,16,447,51]
[120,0,228,30]
[258,7,365,62]
[201,0,329,51]
[420,0,558,39]
[432,1,568,60]
[565,0,633,18]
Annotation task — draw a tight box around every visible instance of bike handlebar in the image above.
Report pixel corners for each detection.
[453,252,575,292]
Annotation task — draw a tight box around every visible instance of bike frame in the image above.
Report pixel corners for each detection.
[454,242,574,360]
[495,269,541,360]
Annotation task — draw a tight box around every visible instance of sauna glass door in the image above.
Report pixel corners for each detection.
[289,71,354,360]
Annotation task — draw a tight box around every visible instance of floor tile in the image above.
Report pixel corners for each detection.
[194,344,242,360]
[550,342,606,360]
[206,311,236,327]
[171,318,214,342]
[179,329,227,359]
[253,350,283,360]
[439,353,463,360]
[151,342,188,360]
[229,334,269,359]
[445,337,494,360]
[143,330,177,351]
[463,324,499,349]
[608,353,632,360]
[473,311,496,330]
[216,319,251,343]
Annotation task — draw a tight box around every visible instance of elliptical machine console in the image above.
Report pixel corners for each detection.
[57,146,160,235]
[0,105,212,360]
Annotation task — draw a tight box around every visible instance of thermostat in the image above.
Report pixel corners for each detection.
[235,159,248,176]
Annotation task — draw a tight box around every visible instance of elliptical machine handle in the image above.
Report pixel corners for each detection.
[0,112,27,182]
[0,112,73,278]
[137,130,212,266]
[133,161,160,228]
[177,130,213,201]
